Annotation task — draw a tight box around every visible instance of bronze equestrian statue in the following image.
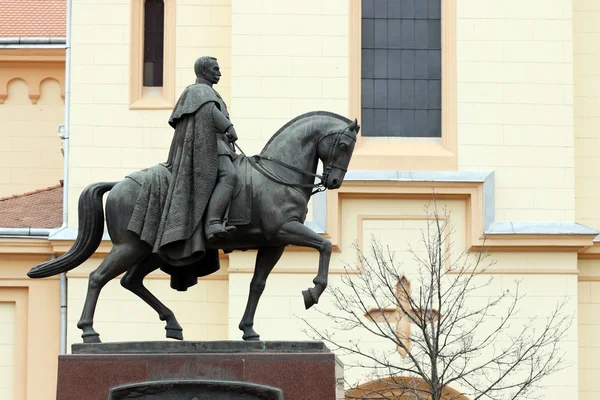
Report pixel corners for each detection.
[28,56,359,343]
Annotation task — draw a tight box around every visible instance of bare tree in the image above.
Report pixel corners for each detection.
[303,204,572,400]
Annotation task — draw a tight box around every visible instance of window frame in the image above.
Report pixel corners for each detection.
[129,0,175,110]
[360,1,443,139]
[349,0,457,171]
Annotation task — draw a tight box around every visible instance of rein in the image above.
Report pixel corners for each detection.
[233,127,355,198]
[234,143,326,197]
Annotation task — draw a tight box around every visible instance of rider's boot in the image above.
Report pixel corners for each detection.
[205,183,237,242]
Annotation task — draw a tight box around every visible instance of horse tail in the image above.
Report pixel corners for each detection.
[27,181,118,278]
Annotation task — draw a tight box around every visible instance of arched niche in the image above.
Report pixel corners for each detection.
[0,62,65,105]
[37,78,63,104]
[346,377,468,400]
[3,78,31,105]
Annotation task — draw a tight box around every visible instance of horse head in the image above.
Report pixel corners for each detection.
[317,118,360,190]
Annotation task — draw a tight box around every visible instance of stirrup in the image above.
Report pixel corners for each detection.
[206,221,237,241]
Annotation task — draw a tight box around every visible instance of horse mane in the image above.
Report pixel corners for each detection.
[260,111,352,154]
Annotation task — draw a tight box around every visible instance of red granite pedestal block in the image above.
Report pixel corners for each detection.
[56,341,343,400]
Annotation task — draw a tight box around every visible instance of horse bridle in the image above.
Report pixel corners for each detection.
[236,126,356,198]
[316,127,357,188]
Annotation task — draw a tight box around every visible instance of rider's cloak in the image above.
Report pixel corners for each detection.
[127,83,229,290]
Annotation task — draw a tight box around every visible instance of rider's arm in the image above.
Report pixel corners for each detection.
[212,104,238,142]
[212,104,233,133]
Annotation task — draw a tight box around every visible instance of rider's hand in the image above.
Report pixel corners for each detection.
[226,126,238,143]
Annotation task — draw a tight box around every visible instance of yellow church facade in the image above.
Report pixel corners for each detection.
[1,0,600,399]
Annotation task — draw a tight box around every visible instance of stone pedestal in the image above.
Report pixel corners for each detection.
[56,341,343,400]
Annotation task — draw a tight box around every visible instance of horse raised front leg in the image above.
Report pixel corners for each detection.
[77,244,146,343]
[120,259,184,340]
[280,220,332,309]
[238,246,286,341]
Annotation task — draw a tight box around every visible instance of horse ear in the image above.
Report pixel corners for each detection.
[349,118,360,134]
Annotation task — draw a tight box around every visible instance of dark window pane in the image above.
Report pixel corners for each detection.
[388,50,402,78]
[388,109,402,135]
[428,110,441,137]
[362,19,375,49]
[362,49,375,78]
[401,20,414,49]
[414,50,428,79]
[415,0,428,18]
[361,108,374,136]
[374,79,388,108]
[401,0,414,19]
[429,80,441,109]
[362,0,374,18]
[401,50,415,79]
[143,0,164,87]
[415,80,428,109]
[428,20,441,49]
[374,49,388,78]
[374,0,388,17]
[400,80,414,109]
[388,0,402,18]
[415,110,428,135]
[362,79,374,108]
[374,19,388,48]
[428,50,441,79]
[415,20,429,48]
[388,79,402,109]
[388,19,402,49]
[401,110,415,136]
[429,0,441,19]
[374,109,388,136]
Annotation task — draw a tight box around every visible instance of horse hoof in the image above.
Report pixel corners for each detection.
[302,289,317,310]
[82,333,101,344]
[166,328,184,341]
[243,334,260,342]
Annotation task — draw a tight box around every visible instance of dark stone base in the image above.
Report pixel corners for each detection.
[57,341,343,400]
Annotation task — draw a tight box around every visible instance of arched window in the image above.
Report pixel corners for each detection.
[143,0,164,87]
[346,377,469,400]
[130,0,174,108]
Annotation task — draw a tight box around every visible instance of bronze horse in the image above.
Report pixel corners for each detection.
[28,111,359,343]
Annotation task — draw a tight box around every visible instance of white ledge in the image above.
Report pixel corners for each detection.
[487,222,598,236]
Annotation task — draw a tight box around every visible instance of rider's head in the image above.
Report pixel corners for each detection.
[194,56,221,85]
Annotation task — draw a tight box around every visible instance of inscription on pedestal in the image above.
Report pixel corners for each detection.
[109,380,284,400]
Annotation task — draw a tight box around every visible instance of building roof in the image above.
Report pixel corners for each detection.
[0,0,66,38]
[0,183,63,228]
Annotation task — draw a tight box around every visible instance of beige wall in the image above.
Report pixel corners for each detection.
[231,0,349,156]
[574,0,600,230]
[0,75,64,198]
[68,0,232,222]
[0,302,15,400]
[457,0,575,222]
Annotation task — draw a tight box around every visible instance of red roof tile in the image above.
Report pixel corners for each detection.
[0,183,63,228]
[0,0,66,38]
